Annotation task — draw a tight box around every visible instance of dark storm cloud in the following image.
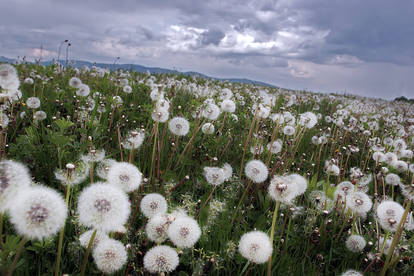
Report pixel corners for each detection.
[0,0,413,99]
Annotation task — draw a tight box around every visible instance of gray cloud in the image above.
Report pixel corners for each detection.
[0,0,413,99]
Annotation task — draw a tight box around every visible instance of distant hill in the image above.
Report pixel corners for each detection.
[0,56,277,88]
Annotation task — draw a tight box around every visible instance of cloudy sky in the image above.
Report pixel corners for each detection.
[1,0,413,99]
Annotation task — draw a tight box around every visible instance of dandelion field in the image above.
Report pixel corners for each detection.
[0,62,413,275]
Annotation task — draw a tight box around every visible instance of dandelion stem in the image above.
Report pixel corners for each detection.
[80,229,97,276]
[7,237,28,276]
[230,179,251,232]
[267,200,281,276]
[55,184,71,276]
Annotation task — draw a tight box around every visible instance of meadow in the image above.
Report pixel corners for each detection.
[0,61,413,275]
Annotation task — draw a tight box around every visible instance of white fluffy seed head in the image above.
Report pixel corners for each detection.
[152,108,169,123]
[385,173,401,186]
[267,139,282,154]
[220,99,236,113]
[77,182,131,232]
[76,84,90,97]
[140,193,168,218]
[334,181,354,203]
[283,125,295,136]
[26,97,41,109]
[245,160,268,183]
[79,230,109,249]
[143,245,179,274]
[376,200,404,232]
[345,235,366,253]
[122,129,145,150]
[93,238,127,274]
[167,216,201,248]
[69,77,82,88]
[299,112,318,129]
[0,160,32,212]
[9,185,67,240]
[222,163,233,181]
[203,166,226,186]
[202,103,220,120]
[340,270,363,276]
[201,123,215,134]
[238,231,273,264]
[146,214,169,243]
[168,117,190,136]
[346,192,372,217]
[107,162,142,192]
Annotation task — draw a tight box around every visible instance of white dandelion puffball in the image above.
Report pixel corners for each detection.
[10,186,67,240]
[96,159,117,180]
[340,270,363,276]
[203,166,226,186]
[268,175,298,203]
[140,193,168,218]
[81,148,106,163]
[0,113,9,128]
[77,182,131,232]
[220,99,236,113]
[93,238,127,274]
[345,235,366,253]
[122,129,145,150]
[33,110,47,121]
[26,97,41,109]
[201,123,215,134]
[346,192,372,217]
[76,83,90,97]
[334,181,354,203]
[385,173,401,186]
[238,231,273,264]
[0,160,31,212]
[376,200,404,232]
[107,162,142,192]
[222,163,233,181]
[202,103,221,120]
[152,108,169,123]
[79,229,108,249]
[24,77,34,85]
[146,214,169,243]
[122,85,132,93]
[299,112,318,128]
[167,216,201,248]
[168,117,190,136]
[283,125,295,136]
[245,160,268,183]
[69,77,82,88]
[267,140,282,154]
[0,64,19,90]
[143,245,179,274]
[54,160,90,186]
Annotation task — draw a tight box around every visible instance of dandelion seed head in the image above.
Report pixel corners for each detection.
[238,231,273,264]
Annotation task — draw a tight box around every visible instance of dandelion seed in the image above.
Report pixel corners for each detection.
[143,245,179,274]
[238,231,273,264]
[10,185,67,240]
[93,238,127,274]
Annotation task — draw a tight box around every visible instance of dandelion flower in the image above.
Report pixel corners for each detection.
[143,245,179,274]
[267,139,282,154]
[238,231,272,264]
[81,149,106,163]
[220,99,236,113]
[245,160,268,183]
[345,235,366,253]
[107,162,142,192]
[340,270,363,276]
[122,85,132,93]
[283,125,295,136]
[299,112,318,129]
[167,216,201,248]
[26,97,41,109]
[54,160,90,186]
[222,163,233,181]
[0,160,32,212]
[204,167,226,186]
[202,103,220,120]
[69,77,82,88]
[168,117,190,136]
[385,173,401,186]
[93,238,127,274]
[76,84,90,97]
[152,108,169,123]
[77,182,130,232]
[79,229,108,249]
[201,123,215,134]
[376,200,404,232]
[10,186,67,240]
[346,192,372,217]
[33,110,47,121]
[122,129,145,150]
[146,214,169,243]
[140,193,168,218]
